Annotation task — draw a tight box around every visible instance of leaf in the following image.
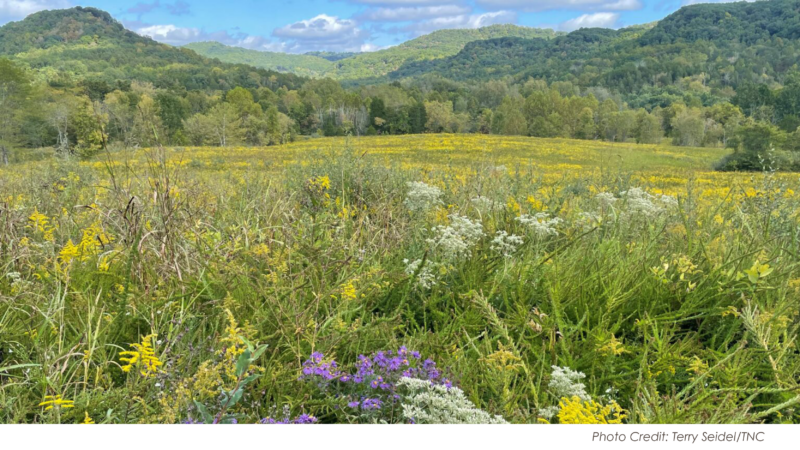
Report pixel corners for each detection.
[251,344,268,361]
[227,387,245,407]
[0,363,41,373]
[193,400,213,424]
[235,349,251,378]
[241,373,261,386]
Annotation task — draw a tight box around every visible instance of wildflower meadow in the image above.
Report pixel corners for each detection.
[0,134,798,424]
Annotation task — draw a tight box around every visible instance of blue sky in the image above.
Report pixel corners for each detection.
[0,0,737,53]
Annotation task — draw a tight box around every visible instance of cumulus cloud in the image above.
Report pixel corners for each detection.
[476,0,641,12]
[681,0,756,4]
[558,12,620,31]
[272,14,372,52]
[135,13,381,54]
[359,5,472,22]
[135,23,286,52]
[0,0,70,23]
[349,0,462,4]
[404,10,517,36]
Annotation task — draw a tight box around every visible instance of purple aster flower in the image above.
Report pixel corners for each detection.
[348,401,360,408]
[294,414,318,424]
[361,398,382,410]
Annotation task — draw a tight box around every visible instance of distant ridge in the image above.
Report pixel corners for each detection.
[186,24,561,81]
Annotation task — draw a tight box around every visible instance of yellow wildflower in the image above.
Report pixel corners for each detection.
[340,280,357,301]
[119,334,162,377]
[82,412,95,424]
[38,395,75,411]
[598,335,628,356]
[557,396,626,424]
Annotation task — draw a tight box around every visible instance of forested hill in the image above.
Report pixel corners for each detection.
[641,0,800,45]
[0,7,305,92]
[390,0,800,106]
[184,42,336,78]
[187,24,561,81]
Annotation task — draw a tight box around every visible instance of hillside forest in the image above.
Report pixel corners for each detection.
[1,3,800,171]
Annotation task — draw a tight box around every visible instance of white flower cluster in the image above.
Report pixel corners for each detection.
[595,192,618,207]
[516,213,563,237]
[426,214,485,259]
[398,377,509,424]
[548,365,590,401]
[403,258,438,290]
[404,181,443,213]
[490,231,524,258]
[620,187,678,219]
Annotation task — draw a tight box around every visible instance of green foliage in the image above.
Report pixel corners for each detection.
[0,7,305,93]
[184,42,335,78]
[389,0,800,112]
[716,122,796,171]
[188,25,560,81]
[0,58,33,164]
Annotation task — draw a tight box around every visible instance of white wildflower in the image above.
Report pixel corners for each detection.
[517,213,563,237]
[5,272,21,281]
[538,406,560,420]
[426,214,484,259]
[404,181,443,213]
[620,188,677,219]
[398,377,508,424]
[403,258,438,290]
[490,231,524,258]
[595,192,618,207]
[548,365,590,401]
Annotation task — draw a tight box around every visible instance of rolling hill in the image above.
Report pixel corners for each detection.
[184,42,336,78]
[387,0,800,105]
[187,24,561,81]
[0,6,305,92]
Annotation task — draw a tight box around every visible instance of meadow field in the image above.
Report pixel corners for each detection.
[0,134,798,424]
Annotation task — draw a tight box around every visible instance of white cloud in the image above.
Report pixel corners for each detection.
[0,0,70,23]
[350,0,461,4]
[272,14,371,53]
[137,24,201,45]
[360,5,472,22]
[681,0,756,4]
[558,12,620,31]
[476,0,642,12]
[135,23,288,52]
[404,10,517,36]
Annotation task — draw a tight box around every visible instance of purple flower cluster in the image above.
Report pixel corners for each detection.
[301,351,340,381]
[300,346,452,413]
[347,398,382,411]
[260,414,318,424]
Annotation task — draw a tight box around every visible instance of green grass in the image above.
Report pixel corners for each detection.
[0,135,798,424]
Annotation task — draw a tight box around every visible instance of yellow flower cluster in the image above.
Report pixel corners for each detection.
[82,412,95,424]
[557,396,626,424]
[59,220,114,266]
[120,334,163,377]
[38,395,75,411]
[28,209,57,242]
